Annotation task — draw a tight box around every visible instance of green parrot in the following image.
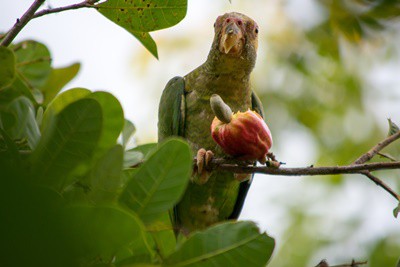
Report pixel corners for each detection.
[158,12,264,234]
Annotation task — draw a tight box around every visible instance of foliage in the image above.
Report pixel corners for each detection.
[0,6,275,264]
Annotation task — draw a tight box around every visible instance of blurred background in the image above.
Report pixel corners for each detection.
[1,0,400,266]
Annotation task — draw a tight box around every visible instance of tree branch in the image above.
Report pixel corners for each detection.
[1,0,45,47]
[204,159,400,176]
[353,130,400,164]
[32,0,100,19]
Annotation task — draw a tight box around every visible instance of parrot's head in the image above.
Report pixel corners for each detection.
[215,12,258,57]
[209,12,259,74]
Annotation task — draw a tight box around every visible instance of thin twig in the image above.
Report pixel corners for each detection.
[360,170,400,201]
[32,0,100,19]
[1,0,46,47]
[353,130,400,164]
[315,259,367,267]
[330,260,368,267]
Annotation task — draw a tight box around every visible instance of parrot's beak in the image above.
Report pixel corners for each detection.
[219,22,244,56]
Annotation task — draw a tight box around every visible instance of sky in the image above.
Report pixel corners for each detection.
[1,0,400,265]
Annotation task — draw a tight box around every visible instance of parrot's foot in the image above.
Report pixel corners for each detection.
[193,148,214,185]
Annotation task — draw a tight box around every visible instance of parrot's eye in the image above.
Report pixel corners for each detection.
[255,27,259,34]
[237,20,242,26]
[226,18,231,23]
[214,22,216,27]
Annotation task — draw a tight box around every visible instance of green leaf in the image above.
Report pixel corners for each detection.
[0,127,21,167]
[31,98,102,190]
[393,202,400,218]
[0,46,16,89]
[164,221,275,267]
[131,31,158,59]
[119,264,160,267]
[148,212,176,259]
[0,75,36,105]
[57,205,151,262]
[96,0,187,32]
[124,150,143,168]
[4,96,40,149]
[96,0,187,58]
[123,143,157,168]
[41,87,91,132]
[120,138,192,225]
[122,119,136,148]
[121,168,139,187]
[152,230,176,259]
[13,40,51,89]
[88,91,124,152]
[88,145,124,203]
[40,62,81,105]
[36,106,43,127]
[388,118,400,136]
[129,143,158,160]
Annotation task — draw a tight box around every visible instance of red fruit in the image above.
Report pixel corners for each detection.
[211,110,273,163]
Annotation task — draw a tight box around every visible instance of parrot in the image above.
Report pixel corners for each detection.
[158,12,264,234]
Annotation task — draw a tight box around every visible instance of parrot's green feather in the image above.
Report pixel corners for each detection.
[158,76,185,142]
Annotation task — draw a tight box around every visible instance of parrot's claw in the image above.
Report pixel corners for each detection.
[196,148,214,173]
[194,148,214,185]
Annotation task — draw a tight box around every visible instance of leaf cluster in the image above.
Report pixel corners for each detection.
[0,39,274,266]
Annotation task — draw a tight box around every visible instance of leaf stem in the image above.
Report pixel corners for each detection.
[1,0,46,47]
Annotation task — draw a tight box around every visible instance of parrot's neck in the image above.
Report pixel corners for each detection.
[203,44,256,78]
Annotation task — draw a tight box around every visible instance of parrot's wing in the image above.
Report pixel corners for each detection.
[158,76,186,142]
[228,90,264,220]
[158,76,186,232]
